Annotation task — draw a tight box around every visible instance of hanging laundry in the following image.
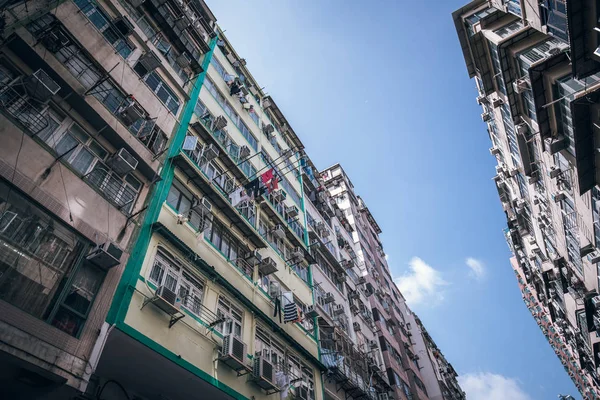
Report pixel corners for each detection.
[276,371,291,399]
[229,187,245,207]
[266,178,279,194]
[244,178,261,199]
[261,169,274,185]
[283,302,299,323]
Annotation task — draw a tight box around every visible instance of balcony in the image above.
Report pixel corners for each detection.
[319,333,379,400]
[84,164,139,214]
[144,0,213,73]
[260,191,307,250]
[171,147,267,248]
[20,16,166,180]
[190,119,251,183]
[0,82,51,135]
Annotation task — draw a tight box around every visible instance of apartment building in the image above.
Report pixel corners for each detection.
[453,1,600,398]
[412,317,465,400]
[0,0,212,396]
[321,165,462,400]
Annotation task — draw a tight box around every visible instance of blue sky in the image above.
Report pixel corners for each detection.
[204,0,579,398]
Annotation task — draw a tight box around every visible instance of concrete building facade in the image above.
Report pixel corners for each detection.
[0,0,463,399]
[0,0,207,396]
[454,1,600,398]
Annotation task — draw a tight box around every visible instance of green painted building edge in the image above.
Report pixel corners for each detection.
[106,38,218,325]
[115,321,251,400]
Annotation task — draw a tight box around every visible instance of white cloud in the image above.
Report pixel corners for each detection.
[394,257,447,306]
[459,372,532,400]
[466,257,486,281]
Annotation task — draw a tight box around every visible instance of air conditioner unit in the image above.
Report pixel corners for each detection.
[516,123,528,136]
[549,167,562,179]
[245,249,262,265]
[492,98,504,108]
[273,224,286,240]
[481,112,492,122]
[175,16,190,30]
[220,334,247,370]
[357,276,366,284]
[378,393,390,400]
[476,95,488,105]
[513,77,530,94]
[108,148,139,176]
[239,145,251,159]
[259,257,278,276]
[118,99,145,125]
[262,97,273,109]
[203,144,219,161]
[335,274,346,284]
[139,51,162,72]
[294,382,309,400]
[292,247,304,262]
[175,52,192,68]
[86,242,123,270]
[369,339,378,349]
[262,123,275,135]
[322,292,335,304]
[252,356,277,391]
[153,285,182,315]
[553,192,566,203]
[304,305,318,319]
[41,26,71,52]
[113,16,135,36]
[333,304,345,315]
[591,296,600,310]
[353,322,361,332]
[490,147,501,156]
[198,197,211,212]
[25,69,61,103]
[268,281,281,299]
[212,115,228,131]
[272,190,286,202]
[285,205,299,218]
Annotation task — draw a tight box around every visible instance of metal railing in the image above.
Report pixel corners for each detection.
[0,83,49,134]
[84,166,138,213]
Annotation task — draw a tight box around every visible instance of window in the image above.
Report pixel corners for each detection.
[148,249,205,315]
[0,179,106,337]
[27,15,168,155]
[30,107,142,214]
[73,0,134,58]
[204,78,258,151]
[216,296,243,337]
[203,217,251,276]
[210,56,228,81]
[134,63,180,114]
[254,324,315,399]
[51,261,105,337]
[489,42,507,95]
[38,111,107,175]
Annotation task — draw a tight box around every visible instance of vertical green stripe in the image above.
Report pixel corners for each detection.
[106,39,218,324]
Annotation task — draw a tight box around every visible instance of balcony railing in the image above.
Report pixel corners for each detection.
[84,165,138,213]
[182,144,257,228]
[27,15,168,156]
[0,83,49,134]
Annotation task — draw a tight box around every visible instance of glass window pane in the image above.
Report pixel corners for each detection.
[61,262,104,315]
[54,132,78,157]
[70,147,95,175]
